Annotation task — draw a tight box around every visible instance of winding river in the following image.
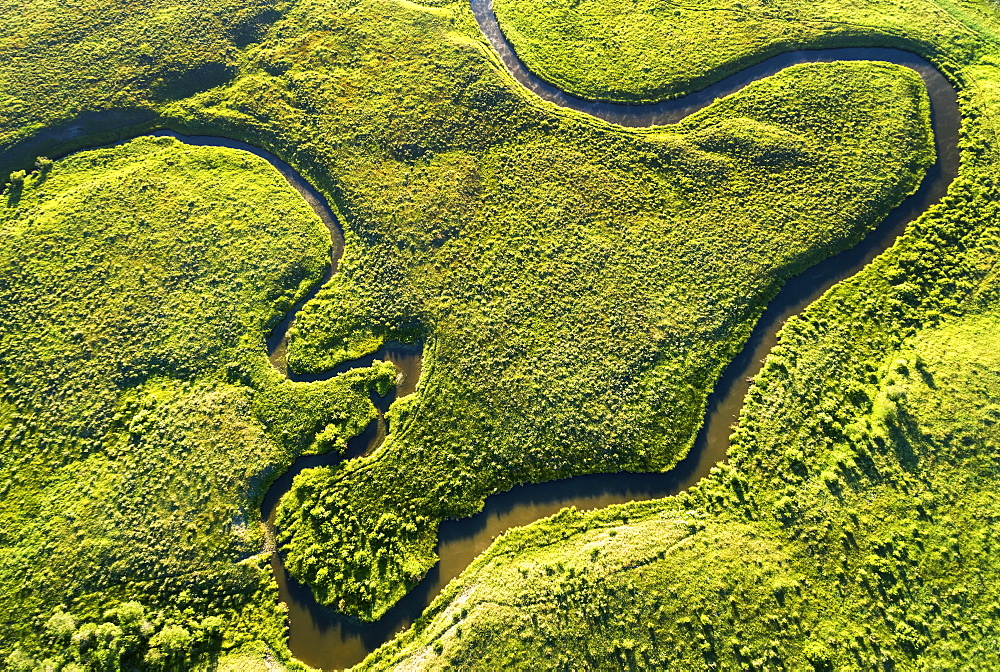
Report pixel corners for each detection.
[21,2,960,667]
[250,4,960,668]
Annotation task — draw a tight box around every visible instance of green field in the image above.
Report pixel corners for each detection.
[2,0,1000,668]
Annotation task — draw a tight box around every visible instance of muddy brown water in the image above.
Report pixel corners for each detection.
[17,8,960,667]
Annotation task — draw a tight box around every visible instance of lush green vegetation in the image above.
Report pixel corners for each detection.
[491,0,984,102]
[269,59,931,620]
[346,0,1000,664]
[0,0,288,171]
[358,139,1000,671]
[8,0,1000,666]
[0,137,392,668]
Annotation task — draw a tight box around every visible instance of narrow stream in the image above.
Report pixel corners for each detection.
[28,14,960,668]
[257,4,961,666]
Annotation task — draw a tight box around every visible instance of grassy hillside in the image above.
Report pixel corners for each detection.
[0,136,392,669]
[491,0,982,102]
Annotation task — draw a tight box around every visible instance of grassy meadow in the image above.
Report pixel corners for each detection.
[268,58,932,621]
[2,0,1000,667]
[353,0,1000,667]
[0,0,286,169]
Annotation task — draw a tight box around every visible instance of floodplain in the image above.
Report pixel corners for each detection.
[2,0,1000,668]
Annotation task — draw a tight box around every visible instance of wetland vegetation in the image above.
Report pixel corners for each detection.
[351,0,1000,666]
[272,59,932,622]
[490,0,982,103]
[2,0,1000,668]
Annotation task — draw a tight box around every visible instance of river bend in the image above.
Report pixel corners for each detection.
[261,5,959,667]
[22,9,961,669]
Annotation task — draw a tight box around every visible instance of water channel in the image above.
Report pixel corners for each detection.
[250,4,960,666]
[23,4,961,667]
